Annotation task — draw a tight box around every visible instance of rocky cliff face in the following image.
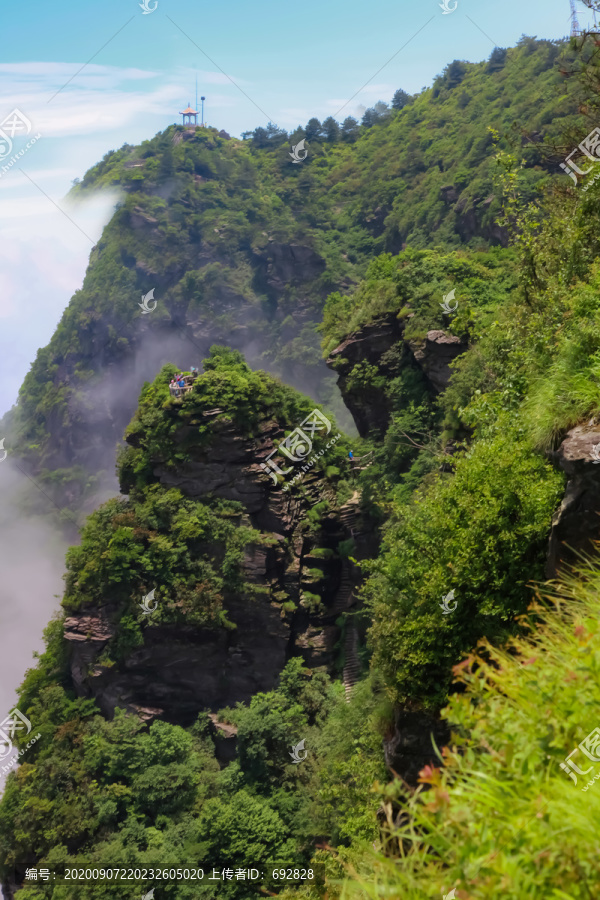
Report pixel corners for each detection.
[62,408,368,727]
[546,421,600,577]
[7,159,339,519]
[407,330,467,394]
[326,314,405,437]
[39,234,332,497]
[382,707,450,786]
[327,315,467,438]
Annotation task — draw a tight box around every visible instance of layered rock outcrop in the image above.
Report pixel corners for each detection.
[327,315,467,437]
[63,404,368,727]
[326,314,405,436]
[408,330,467,394]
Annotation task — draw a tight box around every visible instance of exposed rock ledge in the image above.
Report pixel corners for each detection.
[546,422,600,577]
[63,409,371,729]
[326,315,467,437]
[409,330,466,394]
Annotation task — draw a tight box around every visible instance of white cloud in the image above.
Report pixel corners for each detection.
[354,83,396,96]
[0,57,253,417]
[0,61,158,80]
[0,166,76,190]
[0,84,180,138]
[0,68,246,141]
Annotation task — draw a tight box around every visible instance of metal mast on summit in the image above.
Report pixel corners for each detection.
[570,0,581,36]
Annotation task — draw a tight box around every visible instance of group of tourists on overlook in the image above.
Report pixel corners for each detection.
[169,367,199,397]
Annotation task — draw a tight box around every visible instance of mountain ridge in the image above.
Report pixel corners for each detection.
[2,37,579,525]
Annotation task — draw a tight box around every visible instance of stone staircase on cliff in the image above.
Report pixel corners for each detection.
[343,626,361,701]
[334,495,364,700]
[349,450,374,473]
[330,565,353,617]
[330,563,361,700]
[339,493,361,537]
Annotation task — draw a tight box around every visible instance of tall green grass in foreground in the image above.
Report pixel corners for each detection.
[339,562,600,899]
[523,265,600,451]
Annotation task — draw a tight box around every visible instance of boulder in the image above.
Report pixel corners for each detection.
[546,423,600,577]
[410,330,467,393]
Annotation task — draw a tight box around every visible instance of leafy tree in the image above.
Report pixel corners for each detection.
[158,143,174,179]
[196,791,298,889]
[365,424,563,708]
[361,108,376,127]
[487,46,508,72]
[251,122,288,147]
[361,101,390,127]
[305,117,324,141]
[391,88,412,110]
[443,59,468,89]
[322,116,341,142]
[340,116,360,142]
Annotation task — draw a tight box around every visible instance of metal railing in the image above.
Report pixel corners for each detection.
[168,374,198,399]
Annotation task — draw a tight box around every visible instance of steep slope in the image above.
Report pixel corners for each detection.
[0,349,395,900]
[2,38,582,523]
[4,32,600,900]
[336,566,600,899]
[57,348,372,722]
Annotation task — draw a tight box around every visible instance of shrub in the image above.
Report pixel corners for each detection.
[365,424,563,708]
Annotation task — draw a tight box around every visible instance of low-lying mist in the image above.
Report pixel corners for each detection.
[0,459,70,793]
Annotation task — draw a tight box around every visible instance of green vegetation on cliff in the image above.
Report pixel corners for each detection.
[120,346,349,494]
[339,567,600,899]
[2,37,582,517]
[8,27,600,900]
[365,423,563,708]
[0,349,380,899]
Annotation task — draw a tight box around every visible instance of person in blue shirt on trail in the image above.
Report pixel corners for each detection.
[349,450,354,460]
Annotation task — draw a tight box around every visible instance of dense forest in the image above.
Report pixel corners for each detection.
[3,30,600,899]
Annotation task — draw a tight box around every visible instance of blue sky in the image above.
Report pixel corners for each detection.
[0,0,595,419]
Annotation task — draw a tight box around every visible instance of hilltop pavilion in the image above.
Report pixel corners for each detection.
[180,105,198,126]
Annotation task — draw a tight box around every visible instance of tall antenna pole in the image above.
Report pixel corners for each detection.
[195,74,198,116]
[570,0,580,36]
[201,95,206,126]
